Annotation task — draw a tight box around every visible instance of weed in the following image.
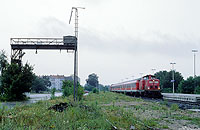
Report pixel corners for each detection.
[0,92,199,129]
[172,115,200,127]
[162,125,169,129]
[170,104,179,111]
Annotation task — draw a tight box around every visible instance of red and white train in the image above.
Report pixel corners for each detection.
[110,75,162,98]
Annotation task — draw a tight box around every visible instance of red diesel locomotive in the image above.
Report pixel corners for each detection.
[110,75,162,98]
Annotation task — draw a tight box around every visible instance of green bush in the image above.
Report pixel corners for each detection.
[62,80,84,100]
[0,63,34,101]
[51,88,56,99]
[92,88,99,94]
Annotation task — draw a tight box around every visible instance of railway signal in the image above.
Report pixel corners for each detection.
[170,80,175,83]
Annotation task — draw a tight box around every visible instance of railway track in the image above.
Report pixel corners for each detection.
[126,93,200,110]
[142,97,200,110]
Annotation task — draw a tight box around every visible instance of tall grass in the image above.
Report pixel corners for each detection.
[0,92,199,129]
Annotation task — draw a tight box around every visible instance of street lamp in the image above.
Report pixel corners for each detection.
[139,73,143,77]
[151,69,156,75]
[192,49,198,77]
[170,62,176,93]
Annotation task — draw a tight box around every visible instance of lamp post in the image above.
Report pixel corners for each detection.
[192,50,198,77]
[151,69,156,75]
[170,62,176,93]
[139,73,143,77]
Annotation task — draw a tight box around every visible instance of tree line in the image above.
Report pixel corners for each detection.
[155,71,200,94]
[84,73,109,93]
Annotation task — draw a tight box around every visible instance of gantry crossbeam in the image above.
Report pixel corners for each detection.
[10,37,77,66]
[11,44,76,50]
[11,38,76,50]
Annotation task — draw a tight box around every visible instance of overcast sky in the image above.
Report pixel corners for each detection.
[0,0,199,85]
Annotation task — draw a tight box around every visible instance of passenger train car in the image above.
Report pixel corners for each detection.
[110,75,162,98]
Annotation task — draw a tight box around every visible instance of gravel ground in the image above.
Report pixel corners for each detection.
[101,98,200,130]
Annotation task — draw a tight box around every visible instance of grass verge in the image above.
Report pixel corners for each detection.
[0,92,200,129]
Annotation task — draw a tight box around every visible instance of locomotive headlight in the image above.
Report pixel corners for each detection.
[158,87,160,90]
[148,87,150,89]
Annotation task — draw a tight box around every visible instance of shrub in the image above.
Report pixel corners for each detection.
[62,80,84,100]
[170,104,179,111]
[51,87,56,99]
[92,88,99,94]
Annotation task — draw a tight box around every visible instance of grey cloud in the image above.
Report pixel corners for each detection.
[79,30,199,59]
[33,17,199,61]
[31,17,73,37]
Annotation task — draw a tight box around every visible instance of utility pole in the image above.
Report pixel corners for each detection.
[69,7,85,101]
[170,62,176,93]
[98,81,100,92]
[192,49,198,77]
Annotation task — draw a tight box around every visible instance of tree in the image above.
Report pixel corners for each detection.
[62,80,73,97]
[0,50,8,74]
[178,76,200,94]
[194,86,200,94]
[84,84,94,91]
[178,77,195,94]
[31,75,50,93]
[104,85,110,91]
[42,76,51,88]
[92,88,99,94]
[85,73,99,91]
[194,76,200,94]
[155,70,183,93]
[62,80,84,100]
[0,63,34,101]
[0,50,8,88]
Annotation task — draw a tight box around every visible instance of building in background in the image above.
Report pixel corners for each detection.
[43,75,80,90]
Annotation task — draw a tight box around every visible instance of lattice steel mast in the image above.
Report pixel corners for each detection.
[69,7,85,101]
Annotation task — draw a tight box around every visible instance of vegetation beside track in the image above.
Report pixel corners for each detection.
[0,92,200,129]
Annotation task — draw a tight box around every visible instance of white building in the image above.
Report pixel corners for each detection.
[46,75,80,90]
